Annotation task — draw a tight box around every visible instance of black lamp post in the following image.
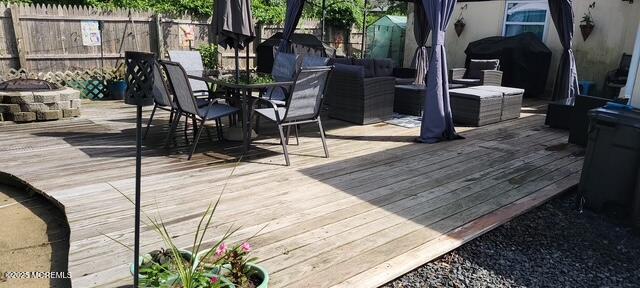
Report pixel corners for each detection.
[123,51,155,287]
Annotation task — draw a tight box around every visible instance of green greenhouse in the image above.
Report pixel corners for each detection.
[366,15,407,67]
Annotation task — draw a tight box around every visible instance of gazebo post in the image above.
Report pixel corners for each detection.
[361,0,368,58]
[321,0,326,42]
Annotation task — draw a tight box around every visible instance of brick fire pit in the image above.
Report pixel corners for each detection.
[0,79,81,123]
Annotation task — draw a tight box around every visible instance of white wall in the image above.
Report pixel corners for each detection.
[629,23,640,108]
[404,0,640,97]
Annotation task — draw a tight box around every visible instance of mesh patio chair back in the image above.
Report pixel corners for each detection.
[151,60,174,107]
[168,50,209,92]
[160,60,200,116]
[283,66,332,122]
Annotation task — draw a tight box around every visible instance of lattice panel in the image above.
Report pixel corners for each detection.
[0,68,118,99]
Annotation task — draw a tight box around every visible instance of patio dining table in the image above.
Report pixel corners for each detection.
[189,74,293,152]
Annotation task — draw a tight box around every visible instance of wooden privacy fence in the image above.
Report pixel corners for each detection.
[0,3,365,74]
[0,3,214,74]
[0,3,364,98]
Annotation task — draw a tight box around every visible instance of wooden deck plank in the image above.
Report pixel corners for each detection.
[0,99,583,287]
[63,122,563,271]
[334,172,581,288]
[282,160,582,287]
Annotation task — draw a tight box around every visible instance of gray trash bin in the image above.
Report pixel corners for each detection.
[579,106,640,225]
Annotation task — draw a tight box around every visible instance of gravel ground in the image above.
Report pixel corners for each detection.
[383,189,640,288]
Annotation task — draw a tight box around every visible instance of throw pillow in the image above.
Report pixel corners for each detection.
[466,59,500,80]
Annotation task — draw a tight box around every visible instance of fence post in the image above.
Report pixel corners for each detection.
[9,5,27,70]
[154,14,164,59]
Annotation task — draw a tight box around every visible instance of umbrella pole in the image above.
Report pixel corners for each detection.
[133,103,142,287]
[246,43,250,83]
[235,45,240,84]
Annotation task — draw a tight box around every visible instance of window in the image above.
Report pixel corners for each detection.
[503,0,550,41]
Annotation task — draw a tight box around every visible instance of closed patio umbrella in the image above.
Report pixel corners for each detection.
[213,0,256,81]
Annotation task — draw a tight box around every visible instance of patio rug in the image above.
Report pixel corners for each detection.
[385,113,422,128]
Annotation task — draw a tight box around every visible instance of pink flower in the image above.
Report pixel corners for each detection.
[215,243,228,257]
[210,276,219,283]
[241,242,252,253]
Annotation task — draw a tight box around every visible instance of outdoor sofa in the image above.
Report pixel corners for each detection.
[325,58,415,125]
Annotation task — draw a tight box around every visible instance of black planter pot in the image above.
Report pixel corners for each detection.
[580,23,594,41]
[454,21,466,37]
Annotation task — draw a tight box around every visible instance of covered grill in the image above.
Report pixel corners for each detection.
[464,33,552,98]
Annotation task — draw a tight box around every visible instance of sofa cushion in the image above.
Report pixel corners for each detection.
[374,59,394,77]
[333,63,364,78]
[272,52,300,82]
[466,59,500,79]
[354,59,375,78]
[328,57,353,66]
[302,55,329,68]
[451,78,482,86]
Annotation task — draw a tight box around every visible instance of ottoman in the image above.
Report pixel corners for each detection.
[471,85,524,121]
[545,97,574,129]
[394,84,467,116]
[394,84,426,116]
[450,88,504,126]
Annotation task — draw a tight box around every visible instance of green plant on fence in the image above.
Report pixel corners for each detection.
[197,44,219,71]
[306,0,367,30]
[12,0,388,29]
[253,0,286,25]
[10,0,214,17]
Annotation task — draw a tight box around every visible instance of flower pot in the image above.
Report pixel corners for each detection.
[246,263,269,288]
[454,21,466,37]
[195,251,270,288]
[130,249,192,285]
[107,80,127,100]
[580,23,594,41]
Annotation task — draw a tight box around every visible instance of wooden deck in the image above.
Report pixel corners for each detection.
[0,100,583,287]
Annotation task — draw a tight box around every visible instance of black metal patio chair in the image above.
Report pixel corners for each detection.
[160,60,240,160]
[143,59,178,140]
[250,66,333,166]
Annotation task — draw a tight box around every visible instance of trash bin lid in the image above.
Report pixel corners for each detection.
[588,107,640,129]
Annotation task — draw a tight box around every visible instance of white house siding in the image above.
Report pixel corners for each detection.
[403,0,640,97]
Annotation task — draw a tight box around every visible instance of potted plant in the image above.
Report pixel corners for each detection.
[196,242,269,288]
[105,196,236,288]
[107,64,127,100]
[580,2,596,41]
[197,44,220,77]
[454,4,467,37]
[130,248,194,287]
